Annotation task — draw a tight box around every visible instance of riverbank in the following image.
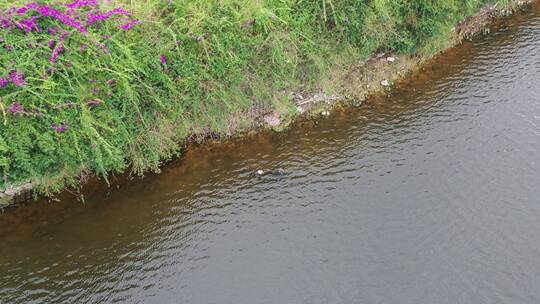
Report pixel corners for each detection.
[0,0,536,207]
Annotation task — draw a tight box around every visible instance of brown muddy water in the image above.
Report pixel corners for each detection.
[2,6,540,304]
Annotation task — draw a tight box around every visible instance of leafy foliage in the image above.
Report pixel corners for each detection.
[1,0,501,192]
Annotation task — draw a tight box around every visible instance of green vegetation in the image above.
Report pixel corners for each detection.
[0,0,514,194]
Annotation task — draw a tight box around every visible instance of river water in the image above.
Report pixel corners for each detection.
[2,5,540,304]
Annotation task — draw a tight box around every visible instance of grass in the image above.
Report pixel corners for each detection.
[0,0,513,195]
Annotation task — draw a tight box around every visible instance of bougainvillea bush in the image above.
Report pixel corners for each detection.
[1,0,505,194]
[0,1,180,192]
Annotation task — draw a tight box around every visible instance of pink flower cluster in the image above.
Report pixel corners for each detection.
[66,0,97,12]
[0,1,141,133]
[17,3,86,32]
[7,102,24,114]
[50,122,69,132]
[0,77,8,87]
[0,1,141,67]
[7,1,139,33]
[87,7,130,26]
[0,71,26,88]
[0,0,142,106]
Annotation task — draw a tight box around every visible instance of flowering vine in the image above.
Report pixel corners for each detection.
[0,0,141,132]
[1,0,140,77]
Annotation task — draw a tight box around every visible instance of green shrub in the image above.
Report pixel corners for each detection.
[0,0,500,192]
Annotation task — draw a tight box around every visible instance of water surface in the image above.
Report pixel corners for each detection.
[1,5,540,304]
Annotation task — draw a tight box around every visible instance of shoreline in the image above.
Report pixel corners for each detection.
[1,0,537,208]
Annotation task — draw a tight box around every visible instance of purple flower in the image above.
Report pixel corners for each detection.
[50,32,68,63]
[80,44,88,51]
[9,70,26,87]
[5,45,14,50]
[66,0,97,10]
[87,99,102,106]
[1,18,11,29]
[59,31,70,40]
[160,54,167,66]
[22,3,88,33]
[0,78,8,88]
[1,7,14,28]
[16,7,29,15]
[51,122,69,133]
[15,16,40,33]
[119,20,140,30]
[50,44,64,64]
[95,42,109,54]
[7,102,23,114]
[48,27,58,35]
[86,7,129,26]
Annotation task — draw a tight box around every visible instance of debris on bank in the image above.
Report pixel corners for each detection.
[263,112,282,128]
